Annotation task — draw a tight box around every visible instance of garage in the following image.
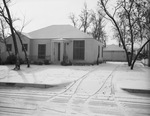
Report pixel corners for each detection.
[103,44,127,62]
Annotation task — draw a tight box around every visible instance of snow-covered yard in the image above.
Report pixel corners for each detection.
[0,65,97,85]
[0,62,150,116]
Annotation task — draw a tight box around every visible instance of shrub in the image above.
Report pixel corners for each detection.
[5,54,24,64]
[61,60,72,66]
[38,61,44,65]
[33,61,38,65]
[5,54,16,64]
[0,57,2,65]
[44,59,50,65]
[19,58,24,64]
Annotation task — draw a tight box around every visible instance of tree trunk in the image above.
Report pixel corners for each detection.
[14,30,30,68]
[0,20,10,56]
[127,13,134,66]
[3,0,20,70]
[100,0,130,66]
[131,39,150,69]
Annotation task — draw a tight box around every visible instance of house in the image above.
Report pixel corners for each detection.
[103,44,126,61]
[0,25,103,64]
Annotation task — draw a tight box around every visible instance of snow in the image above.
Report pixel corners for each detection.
[0,65,96,85]
[0,62,150,116]
[0,62,150,92]
[113,62,150,92]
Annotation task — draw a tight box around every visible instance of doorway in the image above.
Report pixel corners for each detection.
[54,43,61,62]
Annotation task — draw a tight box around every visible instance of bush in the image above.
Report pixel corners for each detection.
[38,61,44,65]
[33,61,44,65]
[19,58,24,64]
[33,61,38,65]
[61,60,72,66]
[5,54,16,64]
[44,59,50,65]
[61,56,72,66]
[0,57,2,65]
[5,54,24,64]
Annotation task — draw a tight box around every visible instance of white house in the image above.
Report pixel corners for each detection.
[0,25,103,65]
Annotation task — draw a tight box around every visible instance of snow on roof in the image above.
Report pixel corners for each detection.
[104,44,125,51]
[21,32,31,38]
[6,32,31,40]
[28,25,93,39]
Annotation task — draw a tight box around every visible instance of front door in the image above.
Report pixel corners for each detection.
[54,43,61,62]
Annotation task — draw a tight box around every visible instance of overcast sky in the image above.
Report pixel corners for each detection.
[9,0,117,44]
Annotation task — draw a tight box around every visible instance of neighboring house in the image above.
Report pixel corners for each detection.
[0,25,103,64]
[103,44,126,61]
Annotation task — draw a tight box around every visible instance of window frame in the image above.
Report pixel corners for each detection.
[38,44,46,59]
[22,44,28,51]
[6,44,12,52]
[73,40,85,60]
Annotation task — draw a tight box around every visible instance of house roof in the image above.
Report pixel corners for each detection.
[28,25,93,39]
[21,32,31,38]
[104,44,125,51]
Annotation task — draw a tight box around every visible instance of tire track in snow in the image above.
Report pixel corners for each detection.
[45,66,100,102]
[42,64,127,116]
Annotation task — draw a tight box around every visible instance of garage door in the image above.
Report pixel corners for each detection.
[103,51,126,61]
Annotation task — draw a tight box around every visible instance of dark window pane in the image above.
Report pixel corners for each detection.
[22,44,28,51]
[38,44,46,59]
[73,40,85,60]
[58,43,60,61]
[6,44,12,51]
[102,47,103,57]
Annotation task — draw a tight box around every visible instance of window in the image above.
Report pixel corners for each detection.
[58,43,60,61]
[22,44,28,51]
[6,44,12,51]
[98,46,100,57]
[38,44,46,59]
[73,40,85,60]
[102,47,103,57]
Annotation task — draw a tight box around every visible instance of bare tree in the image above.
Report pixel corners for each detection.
[79,2,93,33]
[14,30,30,68]
[0,19,10,56]
[91,10,107,45]
[13,17,31,68]
[99,0,131,66]
[99,0,150,69]
[0,0,31,68]
[69,2,93,33]
[144,1,150,67]
[69,13,81,29]
[0,0,20,70]
[69,2,107,46]
[131,0,150,68]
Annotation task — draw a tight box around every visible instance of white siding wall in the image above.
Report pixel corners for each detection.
[0,35,30,61]
[66,38,103,64]
[30,39,51,61]
[1,36,103,64]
